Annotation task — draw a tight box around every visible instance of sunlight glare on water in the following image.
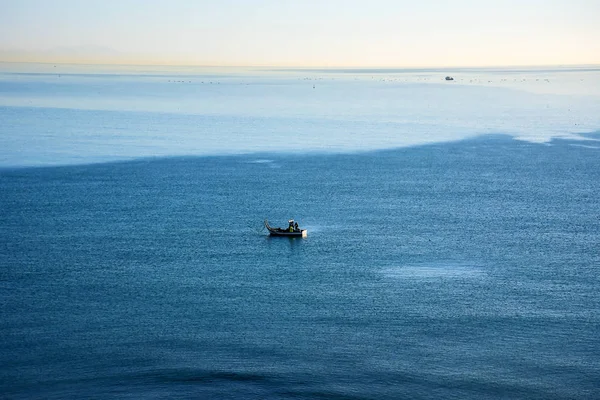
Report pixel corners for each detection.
[382,263,486,280]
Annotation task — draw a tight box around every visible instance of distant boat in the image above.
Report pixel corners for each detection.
[264,219,307,237]
[445,76,454,81]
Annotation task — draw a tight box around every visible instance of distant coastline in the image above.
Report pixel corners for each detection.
[1,60,600,77]
[1,51,599,71]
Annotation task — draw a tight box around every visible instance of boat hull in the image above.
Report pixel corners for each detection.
[268,230,307,237]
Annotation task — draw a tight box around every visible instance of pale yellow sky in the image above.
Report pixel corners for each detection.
[1,0,599,67]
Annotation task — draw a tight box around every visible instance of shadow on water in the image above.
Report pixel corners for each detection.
[265,235,307,251]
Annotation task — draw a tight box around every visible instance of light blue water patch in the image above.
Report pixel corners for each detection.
[246,159,276,164]
[382,263,486,280]
[1,63,599,167]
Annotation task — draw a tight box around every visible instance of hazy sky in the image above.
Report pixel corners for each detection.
[1,0,599,66]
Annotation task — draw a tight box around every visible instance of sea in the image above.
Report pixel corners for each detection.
[1,63,600,399]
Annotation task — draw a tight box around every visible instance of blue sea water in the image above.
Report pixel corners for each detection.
[1,63,599,167]
[1,63,600,399]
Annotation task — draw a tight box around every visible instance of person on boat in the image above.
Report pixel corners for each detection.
[294,222,299,231]
[289,220,294,232]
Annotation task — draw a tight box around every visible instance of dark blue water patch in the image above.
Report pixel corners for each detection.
[553,131,600,148]
[577,130,600,139]
[1,137,599,399]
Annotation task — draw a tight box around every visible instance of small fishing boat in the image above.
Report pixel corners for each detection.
[264,219,307,237]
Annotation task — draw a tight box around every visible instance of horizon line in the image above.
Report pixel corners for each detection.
[2,60,600,70]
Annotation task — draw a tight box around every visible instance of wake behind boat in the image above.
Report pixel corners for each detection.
[265,219,307,237]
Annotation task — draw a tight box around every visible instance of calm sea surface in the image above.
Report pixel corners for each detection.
[1,64,600,399]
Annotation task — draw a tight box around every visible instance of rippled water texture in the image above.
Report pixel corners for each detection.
[1,64,599,399]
